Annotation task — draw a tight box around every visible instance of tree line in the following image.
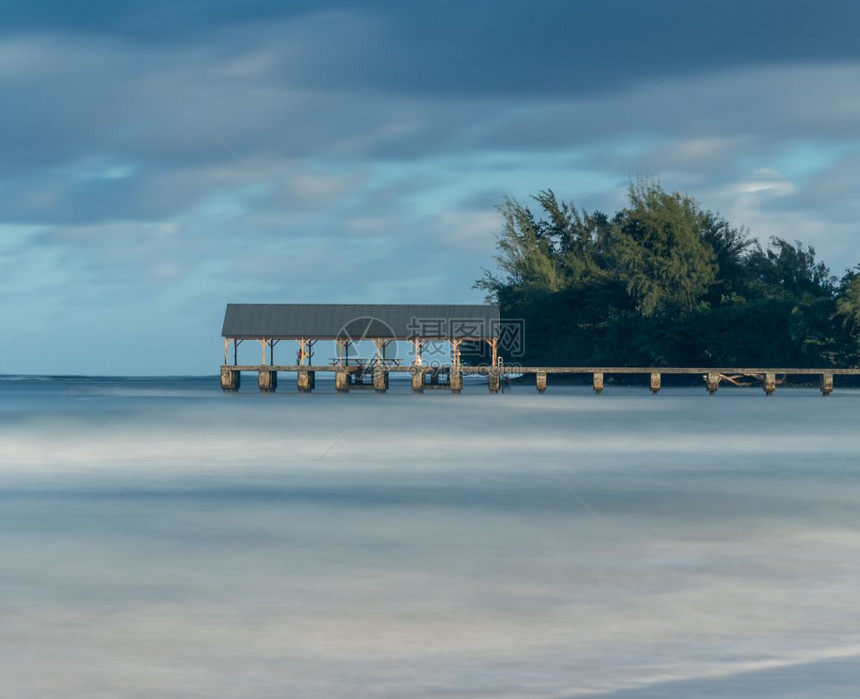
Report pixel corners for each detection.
[476,179,860,368]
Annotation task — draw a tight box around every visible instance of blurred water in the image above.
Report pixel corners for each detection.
[2,375,860,697]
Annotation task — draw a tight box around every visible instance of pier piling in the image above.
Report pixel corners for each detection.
[335,370,349,393]
[706,372,720,395]
[821,373,834,396]
[258,369,277,392]
[536,371,547,393]
[449,370,463,393]
[488,368,501,393]
[593,372,604,393]
[373,367,389,393]
[763,372,776,396]
[650,372,661,394]
[297,369,315,392]
[411,368,424,392]
[220,368,240,391]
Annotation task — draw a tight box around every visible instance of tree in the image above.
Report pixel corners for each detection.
[476,197,563,297]
[608,180,717,317]
[747,237,834,298]
[834,271,860,364]
[476,178,856,368]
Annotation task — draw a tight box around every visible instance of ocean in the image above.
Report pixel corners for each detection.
[2,375,859,697]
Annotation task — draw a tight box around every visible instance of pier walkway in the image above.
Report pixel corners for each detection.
[220,364,859,395]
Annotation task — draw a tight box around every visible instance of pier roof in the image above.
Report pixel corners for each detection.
[222,303,500,340]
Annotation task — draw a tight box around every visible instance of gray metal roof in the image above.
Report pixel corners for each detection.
[222,303,500,340]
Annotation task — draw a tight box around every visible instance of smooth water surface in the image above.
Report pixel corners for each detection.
[2,375,859,697]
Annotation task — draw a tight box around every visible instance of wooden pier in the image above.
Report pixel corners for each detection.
[220,364,859,396]
[220,302,501,395]
[219,304,858,396]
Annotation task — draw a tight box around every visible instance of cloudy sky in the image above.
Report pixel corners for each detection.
[2,1,859,374]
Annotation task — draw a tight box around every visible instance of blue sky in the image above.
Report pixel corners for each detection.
[2,0,860,374]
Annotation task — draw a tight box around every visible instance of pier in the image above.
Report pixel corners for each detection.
[220,304,858,396]
[220,364,859,396]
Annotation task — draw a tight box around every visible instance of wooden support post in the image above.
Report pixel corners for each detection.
[536,370,547,393]
[258,369,277,392]
[650,372,661,394]
[487,367,500,393]
[233,339,238,365]
[593,372,604,394]
[763,372,776,396]
[449,369,462,393]
[373,366,389,393]
[224,338,229,364]
[485,338,498,367]
[821,372,834,396]
[412,339,423,366]
[220,368,240,391]
[297,369,313,392]
[411,367,424,392]
[450,339,462,369]
[259,339,267,365]
[706,372,720,395]
[335,370,349,393]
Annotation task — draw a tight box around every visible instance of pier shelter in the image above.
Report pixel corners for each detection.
[221,303,502,393]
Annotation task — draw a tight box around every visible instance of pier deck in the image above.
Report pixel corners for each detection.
[220,364,859,395]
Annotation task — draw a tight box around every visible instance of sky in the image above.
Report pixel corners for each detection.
[2,0,860,375]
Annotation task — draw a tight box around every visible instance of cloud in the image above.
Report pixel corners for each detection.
[9,1,860,92]
[2,3,860,372]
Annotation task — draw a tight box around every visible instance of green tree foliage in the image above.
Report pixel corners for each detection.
[610,181,717,316]
[834,270,860,359]
[477,179,857,367]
